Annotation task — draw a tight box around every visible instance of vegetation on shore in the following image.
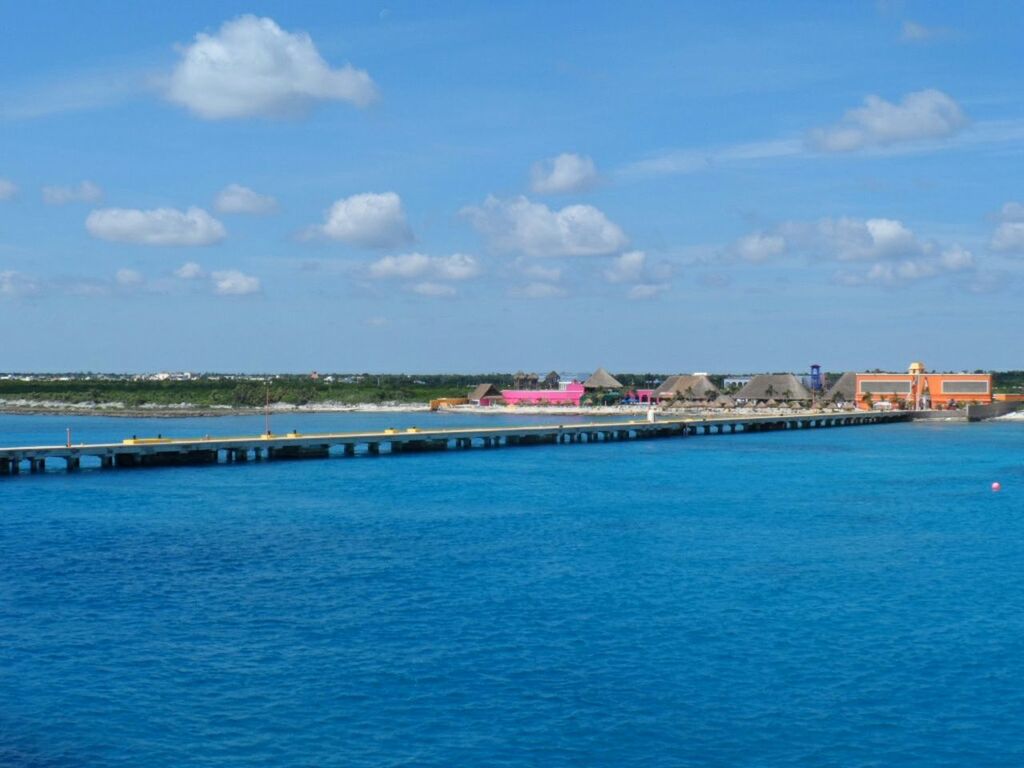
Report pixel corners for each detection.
[0,375,493,408]
[0,370,1020,409]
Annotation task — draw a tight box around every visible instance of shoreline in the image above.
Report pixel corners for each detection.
[0,402,430,419]
[0,400,974,420]
[0,402,660,419]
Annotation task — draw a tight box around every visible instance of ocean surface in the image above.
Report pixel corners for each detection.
[1,412,1023,767]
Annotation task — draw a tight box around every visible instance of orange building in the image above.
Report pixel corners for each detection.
[855,362,992,411]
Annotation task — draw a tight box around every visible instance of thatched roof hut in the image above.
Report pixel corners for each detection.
[717,394,736,409]
[652,374,720,401]
[583,367,623,390]
[735,373,812,402]
[512,371,539,389]
[468,383,502,403]
[823,372,857,404]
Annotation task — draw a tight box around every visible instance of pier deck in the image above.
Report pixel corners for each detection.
[0,410,910,476]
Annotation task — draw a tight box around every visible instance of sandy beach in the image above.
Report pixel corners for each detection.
[0,398,866,419]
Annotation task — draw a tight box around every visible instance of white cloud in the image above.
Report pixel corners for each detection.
[733,216,978,288]
[617,138,801,180]
[992,222,1024,252]
[735,232,786,263]
[841,245,975,287]
[807,89,967,152]
[603,250,673,299]
[463,195,628,258]
[115,268,144,287]
[431,254,479,281]
[214,183,278,214]
[367,252,429,279]
[367,252,480,281]
[530,153,599,194]
[42,181,102,205]
[901,21,952,42]
[173,262,261,296]
[511,282,566,299]
[627,283,669,300]
[0,271,40,297]
[0,179,18,200]
[174,261,205,279]
[774,217,925,262]
[86,206,226,246]
[167,15,377,119]
[991,202,1024,252]
[998,202,1024,221]
[316,191,413,248]
[940,245,975,271]
[604,250,647,283]
[411,282,456,298]
[211,269,261,295]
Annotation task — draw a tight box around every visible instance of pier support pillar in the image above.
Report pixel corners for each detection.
[11,459,20,475]
[30,458,44,473]
[367,442,379,455]
[0,458,10,475]
[344,443,355,457]
[101,456,113,469]
[66,457,80,472]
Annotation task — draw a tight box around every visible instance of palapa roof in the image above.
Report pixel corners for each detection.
[583,367,623,389]
[735,373,812,402]
[716,394,736,408]
[468,383,502,401]
[652,374,720,401]
[823,372,857,403]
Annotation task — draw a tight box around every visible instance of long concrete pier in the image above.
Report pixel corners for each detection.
[0,411,910,477]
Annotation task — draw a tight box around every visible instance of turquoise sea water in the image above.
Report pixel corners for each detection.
[1,413,1023,766]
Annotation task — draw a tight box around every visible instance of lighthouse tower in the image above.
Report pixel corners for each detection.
[908,361,926,410]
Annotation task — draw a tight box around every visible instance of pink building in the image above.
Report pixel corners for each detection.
[500,383,654,406]
[502,381,585,406]
[628,389,655,404]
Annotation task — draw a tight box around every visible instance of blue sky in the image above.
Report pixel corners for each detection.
[1,1,1022,373]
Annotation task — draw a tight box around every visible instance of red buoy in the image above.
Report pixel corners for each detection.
[992,482,1002,492]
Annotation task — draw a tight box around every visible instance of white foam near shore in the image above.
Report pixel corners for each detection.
[996,410,1024,420]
